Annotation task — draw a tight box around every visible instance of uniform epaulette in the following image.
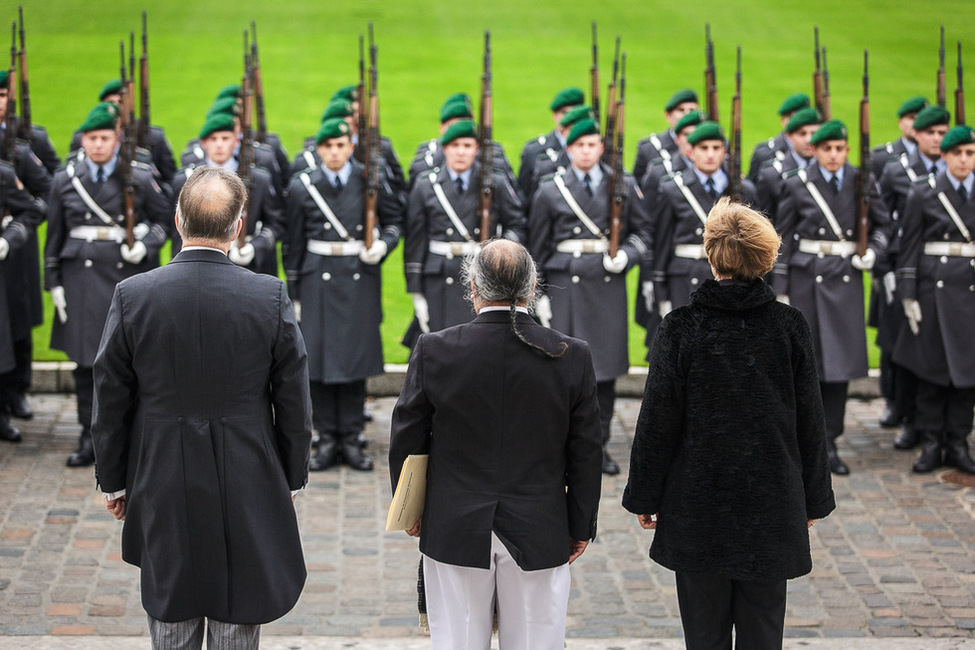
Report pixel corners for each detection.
[538,170,559,184]
[782,168,804,179]
[132,160,153,171]
[0,158,14,172]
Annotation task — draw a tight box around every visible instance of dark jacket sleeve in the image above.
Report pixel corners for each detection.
[565,344,602,542]
[388,336,433,494]
[283,176,307,300]
[894,184,926,301]
[496,171,527,244]
[43,172,67,289]
[269,282,312,490]
[0,165,43,250]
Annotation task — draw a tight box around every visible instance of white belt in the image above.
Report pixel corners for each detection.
[924,241,975,257]
[428,240,479,257]
[306,240,364,256]
[555,239,609,254]
[798,239,857,258]
[69,225,126,243]
[673,244,706,260]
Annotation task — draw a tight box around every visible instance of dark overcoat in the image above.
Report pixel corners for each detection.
[632,130,678,184]
[747,132,789,182]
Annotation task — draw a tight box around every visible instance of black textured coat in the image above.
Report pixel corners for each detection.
[623,279,835,582]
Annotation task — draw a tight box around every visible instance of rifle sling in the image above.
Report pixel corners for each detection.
[798,169,846,242]
[672,173,709,226]
[553,172,605,240]
[67,162,117,227]
[300,173,352,241]
[428,172,473,242]
[936,191,973,243]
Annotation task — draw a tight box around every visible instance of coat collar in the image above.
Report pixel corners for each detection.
[691,278,776,312]
[170,248,234,265]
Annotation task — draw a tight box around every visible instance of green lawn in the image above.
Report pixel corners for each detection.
[23,0,973,365]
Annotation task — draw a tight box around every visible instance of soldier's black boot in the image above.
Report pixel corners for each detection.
[879,401,902,428]
[66,428,95,467]
[0,413,21,443]
[826,439,849,475]
[893,420,919,450]
[912,430,944,473]
[602,447,620,475]
[944,430,975,475]
[6,391,34,420]
[341,431,373,471]
[309,435,340,471]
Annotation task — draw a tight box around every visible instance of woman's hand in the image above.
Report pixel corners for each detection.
[637,514,657,529]
[406,518,422,537]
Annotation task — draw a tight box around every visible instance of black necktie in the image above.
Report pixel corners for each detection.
[829,175,840,194]
[97,166,105,184]
[333,176,343,191]
[960,184,969,203]
[584,173,594,197]
[705,177,717,201]
[455,177,464,194]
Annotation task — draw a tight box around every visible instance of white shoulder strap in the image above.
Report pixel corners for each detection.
[302,149,316,171]
[672,173,709,226]
[67,161,116,226]
[429,172,473,241]
[936,191,973,243]
[553,172,605,239]
[797,169,845,241]
[899,153,919,183]
[300,173,351,241]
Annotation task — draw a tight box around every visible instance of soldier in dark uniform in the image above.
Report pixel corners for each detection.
[875,106,950,448]
[754,107,821,223]
[773,120,891,475]
[213,83,290,191]
[171,113,284,276]
[529,118,652,475]
[45,102,170,467]
[526,105,596,204]
[67,80,177,186]
[517,87,584,200]
[0,71,61,175]
[632,89,699,183]
[0,159,44,441]
[284,118,403,472]
[747,93,812,181]
[870,96,928,179]
[650,122,758,325]
[893,125,975,474]
[405,120,526,333]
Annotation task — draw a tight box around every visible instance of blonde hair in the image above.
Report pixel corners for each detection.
[703,198,781,281]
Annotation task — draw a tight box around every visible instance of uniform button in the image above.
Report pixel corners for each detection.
[445,277,454,285]
[936,280,944,288]
[815,275,823,283]
[604,229,610,235]
[353,273,360,281]
[446,228,454,235]
[571,275,580,284]
[941,256,948,264]
[322,272,331,281]
[117,262,123,269]
[691,278,699,285]
[944,233,950,240]
[695,228,703,236]
[817,252,825,259]
[324,223,332,230]
[818,227,826,235]
[446,252,454,260]
[846,229,853,236]
[473,228,480,235]
[573,251,581,259]
[842,275,850,283]
[573,226,582,235]
[85,212,91,220]
[356,224,363,231]
[84,260,93,268]
[604,276,611,282]
[970,285,974,292]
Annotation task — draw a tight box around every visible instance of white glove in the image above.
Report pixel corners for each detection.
[882,272,896,305]
[120,241,147,265]
[229,242,255,266]
[293,300,301,323]
[411,293,430,334]
[133,222,150,239]
[359,239,388,265]
[602,249,629,274]
[641,281,655,313]
[658,300,673,318]
[535,294,553,328]
[776,294,791,306]
[51,286,68,324]
[850,248,876,271]
[902,298,922,335]
[0,238,8,261]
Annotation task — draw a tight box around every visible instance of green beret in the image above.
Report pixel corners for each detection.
[207,97,240,118]
[913,105,951,131]
[216,84,241,101]
[331,85,358,103]
[322,99,354,122]
[550,87,585,112]
[778,93,811,116]
[444,93,471,107]
[786,107,822,133]
[441,119,478,146]
[665,89,698,112]
[0,70,8,87]
[98,79,122,101]
[560,105,595,128]
[316,117,352,145]
[199,113,236,140]
[940,125,975,152]
[79,102,118,133]
[897,96,929,118]
[440,99,473,124]
[675,110,707,135]
[566,118,600,146]
[810,119,848,145]
[686,120,724,145]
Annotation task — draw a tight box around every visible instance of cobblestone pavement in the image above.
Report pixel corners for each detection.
[3,393,975,647]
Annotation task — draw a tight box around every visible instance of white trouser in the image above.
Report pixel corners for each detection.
[422,531,570,650]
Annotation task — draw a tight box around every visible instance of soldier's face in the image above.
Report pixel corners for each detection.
[443,138,479,174]
[814,141,849,173]
[690,141,726,175]
[899,115,916,139]
[916,125,949,158]
[666,102,699,127]
[568,135,604,172]
[0,88,6,120]
[787,125,819,159]
[201,131,237,165]
[552,106,570,126]
[676,130,694,157]
[317,137,354,172]
[81,129,120,164]
[103,94,122,106]
[943,144,975,181]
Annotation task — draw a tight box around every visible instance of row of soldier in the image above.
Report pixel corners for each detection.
[0,75,972,482]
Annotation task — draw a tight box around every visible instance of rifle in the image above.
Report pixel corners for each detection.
[251,21,266,144]
[137,11,150,151]
[812,26,831,120]
[355,33,367,164]
[478,30,493,242]
[601,36,620,164]
[821,46,832,120]
[937,25,946,109]
[16,6,29,143]
[729,45,743,202]
[608,52,626,258]
[119,37,138,249]
[704,24,719,122]
[3,22,16,163]
[237,30,255,249]
[363,23,379,249]
[590,22,600,128]
[956,41,966,126]
[855,50,871,258]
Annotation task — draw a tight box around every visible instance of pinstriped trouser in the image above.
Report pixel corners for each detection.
[147,615,260,650]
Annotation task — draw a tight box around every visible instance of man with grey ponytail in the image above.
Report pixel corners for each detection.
[390,238,602,650]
